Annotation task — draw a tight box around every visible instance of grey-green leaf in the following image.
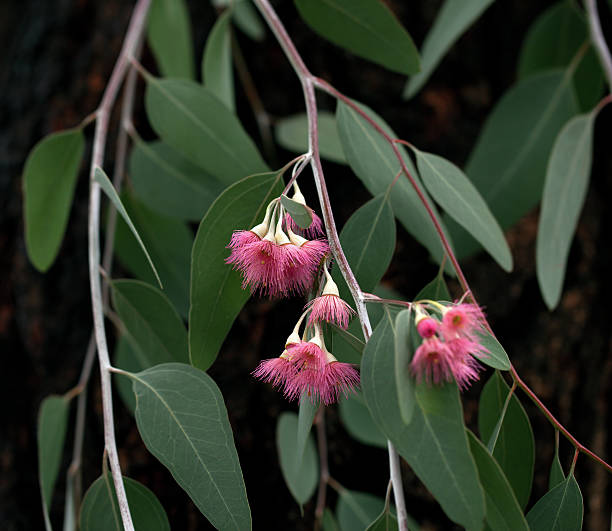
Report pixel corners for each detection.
[414,149,512,271]
[38,395,70,531]
[338,391,387,449]
[111,279,189,366]
[189,171,284,370]
[147,0,195,79]
[337,490,385,531]
[129,140,224,222]
[79,474,170,531]
[276,412,318,507]
[536,112,595,310]
[475,330,511,371]
[95,167,161,287]
[145,78,268,183]
[202,10,235,111]
[281,194,313,229]
[113,335,145,414]
[294,0,419,75]
[526,474,583,531]
[467,431,529,531]
[24,128,84,272]
[361,314,486,529]
[404,0,495,98]
[336,101,448,265]
[131,363,251,530]
[323,508,341,531]
[275,112,347,164]
[296,394,318,467]
[478,371,534,509]
[394,309,415,424]
[448,70,578,259]
[549,438,565,491]
[113,191,192,317]
[365,508,399,531]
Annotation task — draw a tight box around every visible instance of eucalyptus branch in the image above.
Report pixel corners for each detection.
[87,1,151,530]
[585,0,612,90]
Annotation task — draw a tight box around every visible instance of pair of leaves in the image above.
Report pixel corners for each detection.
[527,474,584,530]
[294,0,419,75]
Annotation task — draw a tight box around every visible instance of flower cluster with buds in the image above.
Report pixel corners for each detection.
[410,301,489,390]
[252,268,359,404]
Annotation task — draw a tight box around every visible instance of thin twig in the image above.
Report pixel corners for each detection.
[87,1,152,530]
[585,0,612,91]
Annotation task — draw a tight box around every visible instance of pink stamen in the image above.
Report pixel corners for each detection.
[306,294,355,329]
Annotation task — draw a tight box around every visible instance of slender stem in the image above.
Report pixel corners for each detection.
[585,0,612,91]
[487,380,517,452]
[388,441,408,527]
[314,406,329,529]
[87,2,151,530]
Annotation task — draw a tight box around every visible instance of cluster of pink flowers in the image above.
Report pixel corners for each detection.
[227,185,358,404]
[410,302,488,390]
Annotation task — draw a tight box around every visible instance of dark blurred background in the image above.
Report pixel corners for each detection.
[1,0,611,529]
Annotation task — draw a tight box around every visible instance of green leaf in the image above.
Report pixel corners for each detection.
[338,391,387,449]
[275,112,347,164]
[202,10,235,112]
[276,412,318,507]
[294,0,419,75]
[414,273,451,301]
[404,0,495,98]
[414,149,512,271]
[113,191,192,317]
[448,70,579,259]
[131,363,251,529]
[332,325,365,355]
[549,435,565,490]
[79,474,170,531]
[337,490,385,531]
[526,474,583,531]
[113,336,143,414]
[361,314,486,529]
[323,508,341,531]
[38,395,70,531]
[95,167,161,287]
[296,394,318,467]
[129,140,224,222]
[232,0,265,40]
[476,331,511,371]
[365,509,398,531]
[467,431,529,531]
[394,309,415,424]
[24,128,84,272]
[536,112,595,310]
[336,101,447,265]
[517,2,604,111]
[281,194,313,229]
[478,371,534,509]
[147,0,195,79]
[111,279,189,366]
[190,171,284,370]
[145,78,268,183]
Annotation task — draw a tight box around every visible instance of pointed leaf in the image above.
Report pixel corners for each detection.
[129,140,224,221]
[414,149,512,271]
[361,314,486,529]
[232,0,265,40]
[467,431,529,531]
[394,309,415,424]
[202,10,235,111]
[38,395,70,531]
[111,279,189,367]
[323,508,341,531]
[190,171,284,370]
[414,273,451,301]
[549,440,566,491]
[24,128,84,272]
[476,331,511,371]
[339,391,387,449]
[276,412,318,507]
[404,0,495,98]
[281,194,313,229]
[336,101,447,264]
[337,490,385,531]
[365,509,399,531]
[536,112,595,309]
[448,70,579,259]
[131,363,251,529]
[145,78,268,183]
[526,474,583,531]
[147,0,195,79]
[294,0,419,75]
[275,112,347,164]
[296,393,318,467]
[113,335,145,414]
[478,371,534,509]
[79,474,170,531]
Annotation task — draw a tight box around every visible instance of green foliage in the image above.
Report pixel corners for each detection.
[189,171,284,370]
[394,309,415,424]
[475,331,511,371]
[336,490,385,531]
[526,474,583,531]
[24,129,84,272]
[202,10,235,111]
[79,474,170,531]
[37,395,70,531]
[338,391,387,449]
[294,0,419,75]
[280,194,313,229]
[131,363,251,530]
[549,435,566,490]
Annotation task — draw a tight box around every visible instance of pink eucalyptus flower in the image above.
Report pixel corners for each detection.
[416,317,439,338]
[252,353,297,390]
[285,210,325,239]
[306,294,354,329]
[235,238,288,296]
[410,337,454,386]
[447,338,483,390]
[440,303,484,340]
[318,361,360,404]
